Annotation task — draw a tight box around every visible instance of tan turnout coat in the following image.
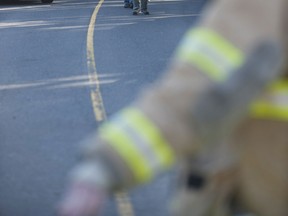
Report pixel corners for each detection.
[72,0,288,215]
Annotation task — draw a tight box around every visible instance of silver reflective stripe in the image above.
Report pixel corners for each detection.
[182,36,235,78]
[113,115,163,174]
[100,108,175,182]
[176,28,244,82]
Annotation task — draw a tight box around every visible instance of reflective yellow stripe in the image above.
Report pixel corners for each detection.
[176,28,244,82]
[99,108,175,183]
[122,108,175,168]
[186,51,223,81]
[198,30,243,64]
[99,123,152,183]
[268,79,288,92]
[250,102,288,120]
[250,80,288,121]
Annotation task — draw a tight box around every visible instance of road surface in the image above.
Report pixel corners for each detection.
[0,0,206,215]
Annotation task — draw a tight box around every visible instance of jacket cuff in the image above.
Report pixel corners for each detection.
[69,160,115,191]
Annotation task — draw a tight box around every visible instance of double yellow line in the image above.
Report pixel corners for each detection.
[86,1,135,216]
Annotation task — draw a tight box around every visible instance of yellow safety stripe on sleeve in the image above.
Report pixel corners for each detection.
[250,80,288,121]
[250,103,288,120]
[268,79,288,91]
[121,108,175,169]
[99,108,175,183]
[176,28,244,82]
[99,122,153,183]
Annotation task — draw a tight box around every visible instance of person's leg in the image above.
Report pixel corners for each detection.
[128,0,133,8]
[124,0,130,8]
[140,0,149,14]
[132,0,140,15]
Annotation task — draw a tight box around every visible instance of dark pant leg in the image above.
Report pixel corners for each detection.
[140,0,147,11]
[133,0,139,10]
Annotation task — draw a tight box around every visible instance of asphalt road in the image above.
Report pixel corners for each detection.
[0,0,206,215]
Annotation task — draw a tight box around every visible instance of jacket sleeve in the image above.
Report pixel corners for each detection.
[70,0,285,192]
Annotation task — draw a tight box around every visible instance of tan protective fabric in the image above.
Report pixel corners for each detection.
[232,120,288,216]
[137,0,285,155]
[137,0,288,215]
[73,0,288,215]
[171,119,288,216]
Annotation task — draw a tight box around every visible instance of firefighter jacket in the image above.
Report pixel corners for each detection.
[70,0,288,215]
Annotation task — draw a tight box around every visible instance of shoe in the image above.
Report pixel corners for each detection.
[141,10,149,15]
[132,10,139,15]
[124,3,130,8]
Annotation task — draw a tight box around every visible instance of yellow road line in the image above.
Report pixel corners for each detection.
[86,1,135,215]
[87,0,106,122]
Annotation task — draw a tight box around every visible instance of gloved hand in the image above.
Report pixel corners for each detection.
[58,182,107,216]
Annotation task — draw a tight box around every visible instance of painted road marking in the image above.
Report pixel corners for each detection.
[86,1,135,216]
[87,0,106,122]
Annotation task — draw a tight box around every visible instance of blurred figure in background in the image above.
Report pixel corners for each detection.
[59,0,288,216]
[124,0,133,9]
[132,0,149,15]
